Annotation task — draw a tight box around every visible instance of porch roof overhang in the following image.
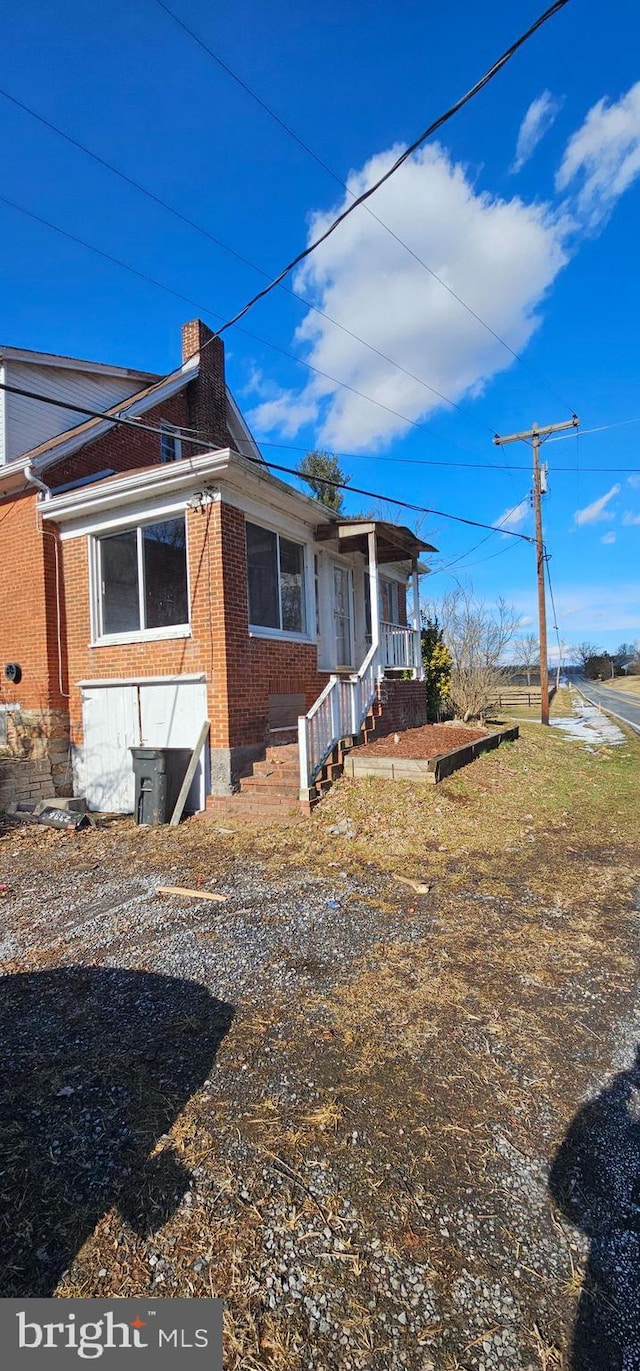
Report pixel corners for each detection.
[314,519,437,564]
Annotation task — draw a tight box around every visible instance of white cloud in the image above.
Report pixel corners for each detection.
[628,474,640,489]
[511,91,563,173]
[623,510,640,526]
[496,497,530,537]
[574,483,620,525]
[249,143,570,451]
[556,82,640,229]
[242,365,321,435]
[601,530,617,544]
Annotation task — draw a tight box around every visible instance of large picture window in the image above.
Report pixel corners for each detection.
[246,521,306,634]
[97,517,189,637]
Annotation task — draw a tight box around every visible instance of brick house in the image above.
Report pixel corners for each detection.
[0,320,433,817]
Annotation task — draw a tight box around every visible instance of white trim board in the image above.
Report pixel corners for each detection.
[78,673,206,687]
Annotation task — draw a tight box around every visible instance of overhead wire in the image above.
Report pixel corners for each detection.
[0,377,534,542]
[0,191,496,462]
[0,88,499,435]
[186,0,572,344]
[153,0,575,417]
[0,1,573,442]
[430,491,533,576]
[0,191,634,481]
[544,546,565,675]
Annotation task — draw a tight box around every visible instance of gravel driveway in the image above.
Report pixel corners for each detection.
[1,712,639,1370]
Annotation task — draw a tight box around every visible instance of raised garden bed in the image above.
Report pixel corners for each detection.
[344,722,519,784]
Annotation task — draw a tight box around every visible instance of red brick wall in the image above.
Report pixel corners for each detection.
[46,392,192,490]
[182,321,232,450]
[217,502,327,748]
[376,678,427,735]
[61,499,328,758]
[0,490,67,714]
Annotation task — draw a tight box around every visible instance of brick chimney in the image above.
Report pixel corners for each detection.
[181,318,232,451]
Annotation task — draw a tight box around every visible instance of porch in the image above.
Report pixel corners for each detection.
[299,520,437,798]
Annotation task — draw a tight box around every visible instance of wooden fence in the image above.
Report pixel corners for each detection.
[491,685,556,709]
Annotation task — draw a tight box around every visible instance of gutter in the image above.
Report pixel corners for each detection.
[23,462,51,500]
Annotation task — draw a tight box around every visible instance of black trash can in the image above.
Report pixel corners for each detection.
[130,747,192,825]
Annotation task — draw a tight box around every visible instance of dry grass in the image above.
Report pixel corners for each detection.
[489,685,574,723]
[598,675,640,697]
[3,699,640,1368]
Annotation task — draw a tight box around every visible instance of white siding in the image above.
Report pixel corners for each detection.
[3,361,147,463]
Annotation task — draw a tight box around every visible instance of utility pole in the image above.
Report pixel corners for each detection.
[493,417,579,725]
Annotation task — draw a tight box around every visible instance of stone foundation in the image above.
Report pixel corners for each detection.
[0,757,55,810]
[1,708,72,796]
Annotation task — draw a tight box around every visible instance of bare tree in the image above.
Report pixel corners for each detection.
[515,632,540,686]
[431,587,521,720]
[572,642,601,674]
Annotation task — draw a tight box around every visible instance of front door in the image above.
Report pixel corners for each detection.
[333,565,353,667]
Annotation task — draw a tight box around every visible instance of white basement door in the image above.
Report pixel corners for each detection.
[80,679,208,814]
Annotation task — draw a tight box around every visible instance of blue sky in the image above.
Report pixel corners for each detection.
[2,0,640,658]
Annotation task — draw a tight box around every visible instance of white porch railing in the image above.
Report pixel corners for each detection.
[298,643,381,796]
[381,620,420,671]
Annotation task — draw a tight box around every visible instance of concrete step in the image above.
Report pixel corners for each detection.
[322,761,344,780]
[238,788,301,806]
[265,742,299,764]
[205,795,308,823]
[252,761,300,780]
[240,779,300,798]
[266,729,299,748]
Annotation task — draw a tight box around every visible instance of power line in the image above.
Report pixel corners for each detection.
[191,0,572,343]
[0,180,634,481]
[431,492,532,576]
[0,482,29,527]
[245,435,640,475]
[0,192,488,463]
[8,191,635,476]
[547,416,640,442]
[0,89,493,431]
[544,548,565,682]
[0,377,534,541]
[153,0,575,417]
[0,1,575,460]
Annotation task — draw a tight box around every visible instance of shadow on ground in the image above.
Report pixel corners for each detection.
[550,1047,640,1369]
[0,966,234,1295]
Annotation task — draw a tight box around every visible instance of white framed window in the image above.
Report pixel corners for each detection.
[246,521,307,635]
[94,516,189,640]
[160,423,182,463]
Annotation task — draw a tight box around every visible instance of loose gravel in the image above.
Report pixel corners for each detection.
[1,718,639,1369]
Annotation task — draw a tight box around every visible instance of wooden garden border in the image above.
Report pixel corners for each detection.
[343,725,519,785]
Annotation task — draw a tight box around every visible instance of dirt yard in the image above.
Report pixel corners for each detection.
[1,692,639,1370]
[356,722,488,758]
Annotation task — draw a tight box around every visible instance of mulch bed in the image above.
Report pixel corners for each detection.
[358,722,488,758]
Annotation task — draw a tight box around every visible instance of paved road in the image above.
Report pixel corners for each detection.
[576,677,640,735]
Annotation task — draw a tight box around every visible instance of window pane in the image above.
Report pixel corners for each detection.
[100,531,140,634]
[380,579,398,623]
[280,537,305,633]
[246,522,279,628]
[160,427,178,463]
[363,570,372,642]
[143,518,189,628]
